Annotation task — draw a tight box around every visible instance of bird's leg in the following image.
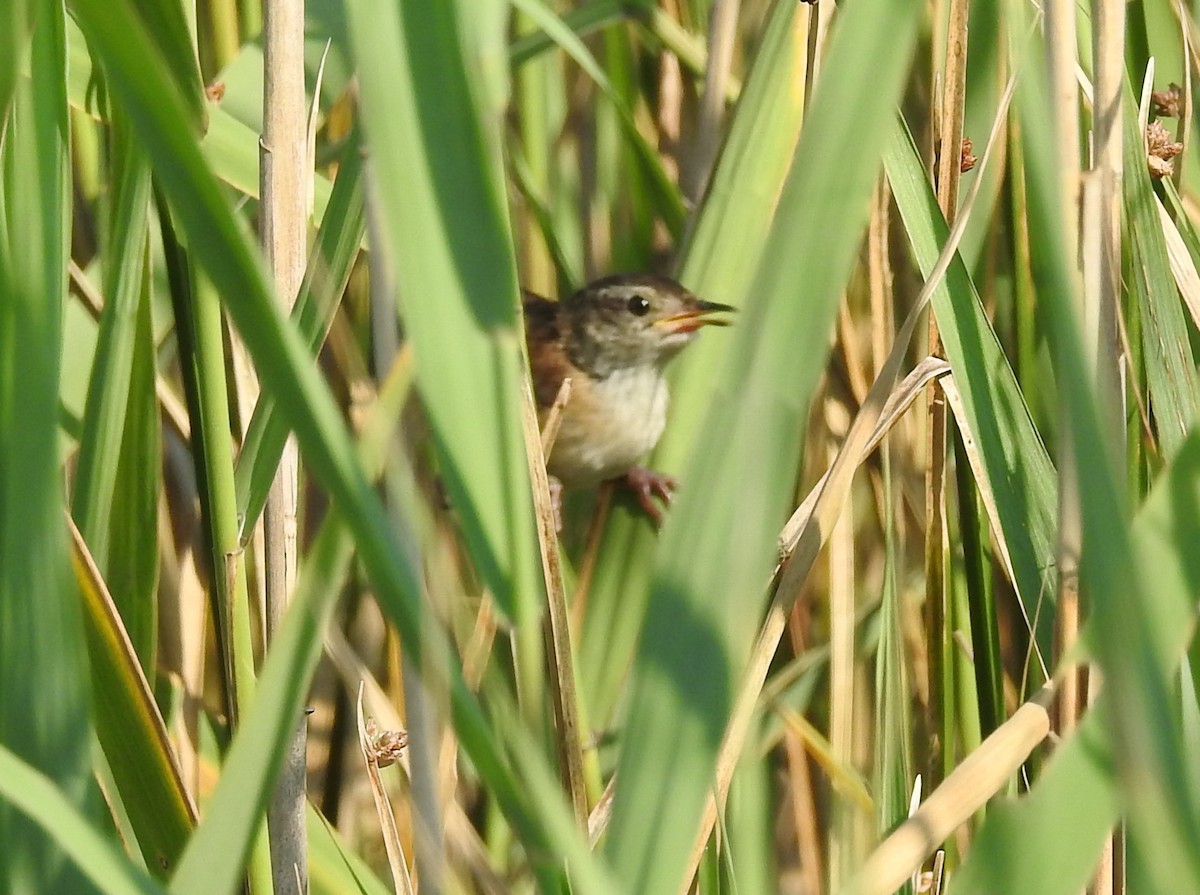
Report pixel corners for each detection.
[619,466,677,525]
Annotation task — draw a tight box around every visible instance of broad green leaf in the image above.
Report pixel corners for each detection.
[604,1,922,891]
[0,746,166,895]
[340,0,540,628]
[580,0,810,723]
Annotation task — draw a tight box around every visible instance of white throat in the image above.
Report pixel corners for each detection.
[547,364,669,486]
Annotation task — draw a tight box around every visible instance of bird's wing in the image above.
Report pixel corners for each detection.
[522,294,570,410]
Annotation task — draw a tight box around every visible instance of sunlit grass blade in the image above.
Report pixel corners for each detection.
[604,1,922,891]
[340,0,540,629]
[0,2,31,130]
[70,113,157,666]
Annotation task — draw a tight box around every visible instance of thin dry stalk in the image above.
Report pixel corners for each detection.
[675,357,949,893]
[846,683,1056,895]
[1082,5,1126,886]
[327,629,498,889]
[826,401,859,890]
[356,684,416,895]
[569,483,612,633]
[520,374,589,826]
[587,773,616,847]
[803,0,835,110]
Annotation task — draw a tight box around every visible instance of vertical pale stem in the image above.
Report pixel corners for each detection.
[1088,0,1125,462]
[261,0,309,888]
[1086,0,1127,888]
[682,0,738,201]
[827,405,857,890]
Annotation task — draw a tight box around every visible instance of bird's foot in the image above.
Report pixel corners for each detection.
[618,466,677,525]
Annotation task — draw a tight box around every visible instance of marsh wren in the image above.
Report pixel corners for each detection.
[524,273,734,524]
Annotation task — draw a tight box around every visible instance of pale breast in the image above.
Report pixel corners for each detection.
[546,365,669,486]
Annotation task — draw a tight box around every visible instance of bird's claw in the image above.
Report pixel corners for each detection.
[620,466,677,525]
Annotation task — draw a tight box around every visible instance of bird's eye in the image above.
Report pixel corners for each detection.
[627,295,651,316]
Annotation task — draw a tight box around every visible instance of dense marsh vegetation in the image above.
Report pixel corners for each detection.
[3,0,1200,893]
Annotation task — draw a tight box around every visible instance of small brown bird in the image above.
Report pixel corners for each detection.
[524,273,734,523]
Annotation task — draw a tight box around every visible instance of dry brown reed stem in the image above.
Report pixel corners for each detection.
[926,0,969,792]
[587,773,616,847]
[521,375,589,826]
[674,70,1020,890]
[846,683,1056,895]
[827,398,863,889]
[356,685,416,895]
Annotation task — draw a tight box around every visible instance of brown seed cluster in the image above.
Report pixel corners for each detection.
[1146,119,1183,180]
[1151,83,1183,119]
[365,718,409,768]
[960,137,977,173]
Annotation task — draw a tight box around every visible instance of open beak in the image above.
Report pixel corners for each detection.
[654,300,736,335]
